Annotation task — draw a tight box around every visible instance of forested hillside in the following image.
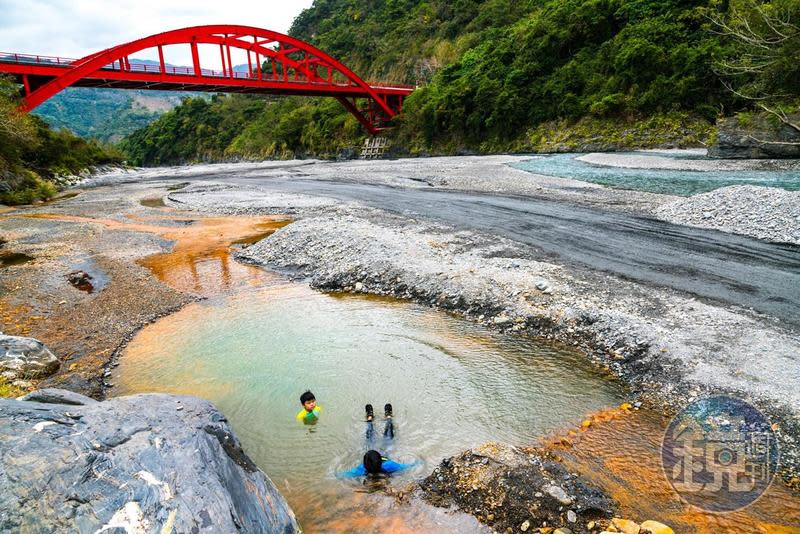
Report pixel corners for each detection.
[36,88,188,143]
[121,0,799,165]
[0,78,123,205]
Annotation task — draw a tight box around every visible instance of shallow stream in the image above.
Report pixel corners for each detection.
[113,280,623,531]
[512,152,800,195]
[109,208,799,532]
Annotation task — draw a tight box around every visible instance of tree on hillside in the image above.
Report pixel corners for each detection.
[0,77,38,172]
[711,0,800,137]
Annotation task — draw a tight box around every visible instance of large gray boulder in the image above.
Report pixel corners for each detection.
[0,334,60,379]
[0,390,300,533]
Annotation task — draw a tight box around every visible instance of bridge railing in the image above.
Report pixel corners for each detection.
[0,52,77,66]
[0,52,416,91]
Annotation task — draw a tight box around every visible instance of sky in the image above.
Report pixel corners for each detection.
[0,0,314,69]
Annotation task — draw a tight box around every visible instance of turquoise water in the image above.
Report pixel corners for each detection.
[511,153,800,196]
[114,281,622,532]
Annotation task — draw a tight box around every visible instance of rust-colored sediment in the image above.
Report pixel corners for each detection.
[290,488,480,534]
[20,212,290,295]
[0,302,37,338]
[136,217,290,295]
[139,197,166,208]
[0,210,290,397]
[543,407,800,533]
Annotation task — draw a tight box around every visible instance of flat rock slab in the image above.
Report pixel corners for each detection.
[19,387,99,406]
[0,334,59,379]
[0,390,299,533]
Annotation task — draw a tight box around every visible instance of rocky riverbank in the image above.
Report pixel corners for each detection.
[575,151,800,245]
[231,206,800,485]
[2,155,799,531]
[419,441,618,533]
[418,441,678,534]
[0,188,196,397]
[0,388,299,533]
[710,113,800,159]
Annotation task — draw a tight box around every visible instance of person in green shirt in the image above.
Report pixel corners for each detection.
[296,390,322,424]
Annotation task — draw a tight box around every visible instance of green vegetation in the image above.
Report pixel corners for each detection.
[120,95,266,165]
[35,88,189,143]
[0,77,123,205]
[711,0,800,139]
[121,95,364,165]
[121,0,799,165]
[226,97,363,159]
[396,0,729,150]
[289,0,533,84]
[711,0,799,104]
[524,112,717,153]
[0,377,26,398]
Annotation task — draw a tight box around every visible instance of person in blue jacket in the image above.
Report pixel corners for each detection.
[339,403,417,478]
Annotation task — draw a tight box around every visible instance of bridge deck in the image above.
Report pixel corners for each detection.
[0,53,414,98]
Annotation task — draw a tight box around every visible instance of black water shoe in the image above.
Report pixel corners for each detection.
[365,404,374,422]
[384,403,393,418]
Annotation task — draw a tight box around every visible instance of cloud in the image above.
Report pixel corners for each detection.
[0,0,313,67]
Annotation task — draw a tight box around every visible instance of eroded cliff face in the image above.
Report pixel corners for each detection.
[0,389,300,534]
[710,113,800,159]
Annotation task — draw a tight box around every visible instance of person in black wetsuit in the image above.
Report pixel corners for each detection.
[338,403,417,478]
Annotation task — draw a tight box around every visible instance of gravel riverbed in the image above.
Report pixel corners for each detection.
[655,185,800,244]
[148,154,800,483]
[96,151,800,245]
[0,185,195,396]
[578,151,800,172]
[576,151,800,244]
[6,153,800,487]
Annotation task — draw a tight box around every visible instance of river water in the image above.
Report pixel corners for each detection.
[511,152,800,195]
[113,280,623,531]
[109,209,799,533]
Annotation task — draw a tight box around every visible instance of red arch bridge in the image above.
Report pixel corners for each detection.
[0,25,415,134]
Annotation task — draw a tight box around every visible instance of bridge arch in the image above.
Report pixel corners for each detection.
[11,25,413,133]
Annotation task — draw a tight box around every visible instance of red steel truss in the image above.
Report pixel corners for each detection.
[0,25,415,134]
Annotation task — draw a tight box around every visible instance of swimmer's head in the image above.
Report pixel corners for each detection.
[300,390,316,411]
[363,450,383,474]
